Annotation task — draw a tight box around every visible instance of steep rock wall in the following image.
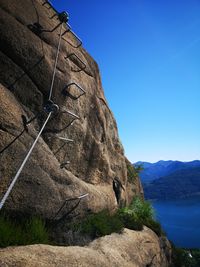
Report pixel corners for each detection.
[0,2,172,266]
[0,0,142,220]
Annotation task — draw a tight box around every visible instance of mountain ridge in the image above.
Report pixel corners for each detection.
[143,166,200,200]
[135,160,200,183]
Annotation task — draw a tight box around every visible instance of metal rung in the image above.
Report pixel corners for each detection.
[64,193,89,203]
[65,53,86,72]
[0,114,39,154]
[52,193,89,220]
[77,193,89,200]
[42,2,69,26]
[42,1,57,13]
[51,11,69,23]
[43,119,76,135]
[47,18,82,48]
[0,129,24,154]
[64,82,86,94]
[63,109,80,119]
[57,136,74,142]
[62,25,82,48]
[62,82,86,100]
[42,1,82,48]
[29,20,79,52]
[43,2,70,29]
[54,137,73,155]
[28,21,62,34]
[61,24,71,36]
[61,25,71,39]
[28,22,82,49]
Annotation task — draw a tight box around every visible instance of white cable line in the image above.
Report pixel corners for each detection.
[0,21,65,211]
[0,112,52,210]
[48,23,63,100]
[0,18,86,211]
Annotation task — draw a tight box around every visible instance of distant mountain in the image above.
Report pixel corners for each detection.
[143,166,200,200]
[134,160,200,183]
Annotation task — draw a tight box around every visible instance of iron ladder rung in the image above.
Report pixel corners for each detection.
[63,109,80,119]
[67,82,85,94]
[62,82,86,99]
[62,25,82,48]
[65,53,86,72]
[56,136,74,142]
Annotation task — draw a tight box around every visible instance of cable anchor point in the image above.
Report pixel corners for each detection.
[58,11,69,23]
[44,100,59,114]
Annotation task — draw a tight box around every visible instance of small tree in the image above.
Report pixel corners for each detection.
[134,164,144,175]
[126,160,144,183]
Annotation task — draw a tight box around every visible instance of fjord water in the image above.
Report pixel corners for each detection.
[151,196,200,248]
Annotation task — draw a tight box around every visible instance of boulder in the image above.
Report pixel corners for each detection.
[0,228,171,267]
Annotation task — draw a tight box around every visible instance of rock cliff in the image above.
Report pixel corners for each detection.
[0,1,171,266]
[0,0,142,219]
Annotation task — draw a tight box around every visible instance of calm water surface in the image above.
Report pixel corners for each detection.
[151,196,200,248]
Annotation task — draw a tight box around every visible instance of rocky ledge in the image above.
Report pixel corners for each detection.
[0,228,171,267]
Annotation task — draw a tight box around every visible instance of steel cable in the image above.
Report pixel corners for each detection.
[48,23,63,100]
[0,23,64,210]
[0,112,51,210]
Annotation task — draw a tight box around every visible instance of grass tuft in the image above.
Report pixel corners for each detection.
[77,210,123,238]
[0,215,49,248]
[74,197,164,238]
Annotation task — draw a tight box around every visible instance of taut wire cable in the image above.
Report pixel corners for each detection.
[0,112,51,210]
[0,22,64,210]
[48,23,63,100]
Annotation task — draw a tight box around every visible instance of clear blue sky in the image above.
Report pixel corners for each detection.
[51,0,200,163]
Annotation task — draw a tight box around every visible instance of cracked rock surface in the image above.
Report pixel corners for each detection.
[0,1,171,266]
[0,0,142,220]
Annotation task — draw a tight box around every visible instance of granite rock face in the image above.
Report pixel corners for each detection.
[0,0,141,220]
[0,2,172,266]
[0,228,171,267]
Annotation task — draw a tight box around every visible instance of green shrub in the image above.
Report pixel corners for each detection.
[171,245,199,267]
[129,197,154,221]
[118,197,163,236]
[0,215,49,247]
[79,210,123,238]
[0,216,24,247]
[127,164,137,182]
[117,208,143,230]
[126,161,144,183]
[75,198,164,239]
